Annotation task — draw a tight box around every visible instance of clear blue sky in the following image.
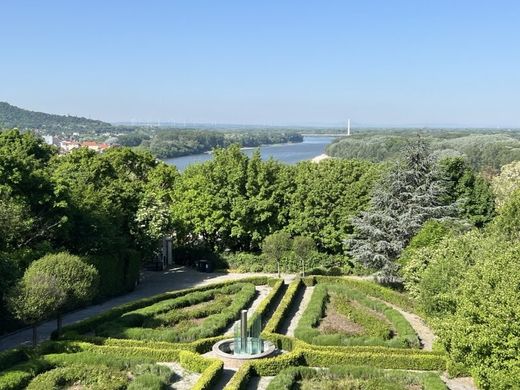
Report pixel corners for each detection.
[1,1,519,127]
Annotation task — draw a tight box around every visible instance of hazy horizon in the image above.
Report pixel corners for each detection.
[2,1,520,127]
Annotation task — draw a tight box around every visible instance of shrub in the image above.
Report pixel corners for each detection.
[314,276,416,312]
[26,364,127,390]
[223,362,252,390]
[58,277,269,338]
[249,279,284,328]
[302,350,446,371]
[127,374,165,390]
[192,359,223,390]
[179,351,223,390]
[263,279,301,334]
[0,350,27,372]
[294,283,419,348]
[0,359,50,390]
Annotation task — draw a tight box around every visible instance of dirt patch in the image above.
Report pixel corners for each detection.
[318,301,364,335]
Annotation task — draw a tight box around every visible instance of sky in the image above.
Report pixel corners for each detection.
[1,1,520,127]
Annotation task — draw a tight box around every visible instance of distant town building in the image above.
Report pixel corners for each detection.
[60,140,80,152]
[80,141,110,152]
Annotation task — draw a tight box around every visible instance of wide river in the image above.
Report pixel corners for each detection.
[163,135,338,171]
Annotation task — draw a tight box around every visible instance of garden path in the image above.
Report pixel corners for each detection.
[157,362,200,390]
[378,300,435,351]
[224,285,272,335]
[281,285,315,337]
[246,375,274,390]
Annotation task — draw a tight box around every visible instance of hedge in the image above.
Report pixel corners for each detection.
[57,277,270,338]
[0,350,28,373]
[94,282,257,343]
[294,283,420,348]
[179,351,223,390]
[249,279,284,329]
[302,350,447,371]
[313,276,416,311]
[263,279,302,334]
[25,364,128,390]
[266,365,447,390]
[223,362,253,390]
[0,359,51,390]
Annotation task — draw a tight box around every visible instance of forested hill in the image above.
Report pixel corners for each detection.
[0,102,112,132]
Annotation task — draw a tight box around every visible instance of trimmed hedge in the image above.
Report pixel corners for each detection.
[314,276,416,311]
[179,351,223,390]
[294,283,420,348]
[263,279,302,334]
[0,359,51,390]
[302,350,446,371]
[223,362,253,390]
[266,365,447,390]
[57,277,270,338]
[0,350,28,373]
[25,364,127,390]
[95,282,257,343]
[249,279,284,329]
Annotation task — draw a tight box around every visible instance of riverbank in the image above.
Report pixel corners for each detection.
[311,153,331,163]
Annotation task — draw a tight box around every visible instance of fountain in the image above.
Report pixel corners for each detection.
[212,310,276,360]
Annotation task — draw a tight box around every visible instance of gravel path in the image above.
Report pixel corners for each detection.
[224,285,272,335]
[157,362,200,390]
[246,375,274,390]
[282,286,314,337]
[380,300,435,351]
[0,267,290,351]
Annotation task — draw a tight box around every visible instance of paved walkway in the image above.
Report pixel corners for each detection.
[0,267,285,351]
[281,285,315,337]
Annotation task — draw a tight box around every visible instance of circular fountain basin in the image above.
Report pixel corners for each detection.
[212,339,276,360]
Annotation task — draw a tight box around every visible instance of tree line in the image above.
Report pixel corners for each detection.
[133,129,303,158]
[327,131,520,173]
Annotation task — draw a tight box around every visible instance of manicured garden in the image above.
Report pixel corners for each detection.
[0,276,460,389]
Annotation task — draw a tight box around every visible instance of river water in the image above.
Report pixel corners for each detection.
[163,136,338,171]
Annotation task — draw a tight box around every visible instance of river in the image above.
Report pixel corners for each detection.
[163,136,338,171]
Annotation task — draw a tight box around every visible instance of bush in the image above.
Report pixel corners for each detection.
[314,276,416,312]
[302,350,446,371]
[127,373,166,390]
[294,283,419,348]
[223,362,252,390]
[179,351,223,390]
[58,277,269,338]
[26,364,128,390]
[0,350,27,372]
[0,358,51,390]
[249,279,284,328]
[263,279,302,334]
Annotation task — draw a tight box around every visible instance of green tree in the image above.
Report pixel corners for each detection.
[439,241,520,389]
[262,231,292,277]
[492,160,520,209]
[415,230,482,316]
[7,272,66,346]
[287,159,380,253]
[438,157,495,227]
[292,236,316,277]
[26,253,99,332]
[348,138,455,279]
[489,188,520,242]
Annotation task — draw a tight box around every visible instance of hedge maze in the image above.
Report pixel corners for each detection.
[0,276,452,389]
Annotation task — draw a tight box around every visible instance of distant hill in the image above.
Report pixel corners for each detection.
[0,102,112,133]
